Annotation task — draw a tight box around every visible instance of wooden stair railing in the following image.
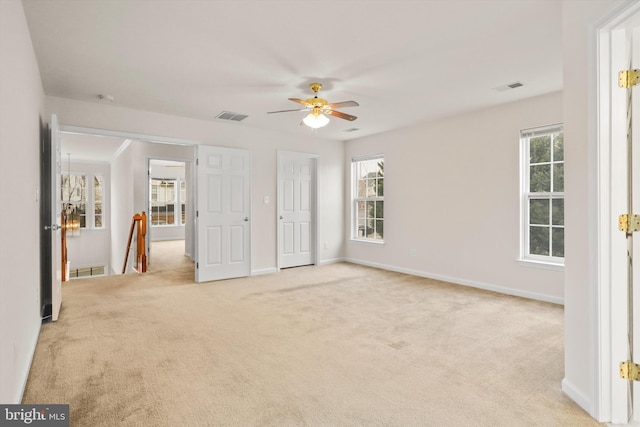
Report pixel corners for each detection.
[61,210,68,282]
[122,211,147,274]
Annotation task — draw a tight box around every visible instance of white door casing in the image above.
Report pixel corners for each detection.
[50,114,62,321]
[596,3,640,423]
[277,151,317,269]
[196,145,251,282]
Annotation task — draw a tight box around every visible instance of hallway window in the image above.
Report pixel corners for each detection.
[352,155,384,242]
[520,124,564,265]
[61,173,87,228]
[94,175,104,228]
[150,179,176,225]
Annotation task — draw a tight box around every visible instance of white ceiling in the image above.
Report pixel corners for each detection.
[23,0,562,144]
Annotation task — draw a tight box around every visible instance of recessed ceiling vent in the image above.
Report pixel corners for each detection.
[215,111,248,121]
[344,128,360,133]
[493,81,524,92]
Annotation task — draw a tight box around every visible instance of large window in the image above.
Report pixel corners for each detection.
[61,173,87,228]
[94,175,104,228]
[520,124,564,264]
[150,178,187,226]
[352,155,384,242]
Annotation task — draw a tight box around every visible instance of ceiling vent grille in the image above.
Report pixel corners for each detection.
[215,111,248,121]
[493,81,524,92]
[344,128,360,133]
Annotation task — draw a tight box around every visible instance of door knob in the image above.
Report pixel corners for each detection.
[244,217,249,221]
[279,216,283,220]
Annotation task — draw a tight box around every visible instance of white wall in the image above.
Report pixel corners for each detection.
[60,160,111,273]
[345,92,564,303]
[0,0,45,403]
[110,141,135,274]
[45,96,345,274]
[561,0,628,418]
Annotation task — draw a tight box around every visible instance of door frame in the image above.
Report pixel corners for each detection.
[56,124,199,274]
[146,157,193,263]
[596,1,640,423]
[276,150,319,270]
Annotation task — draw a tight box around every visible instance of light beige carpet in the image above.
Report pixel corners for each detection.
[23,241,601,426]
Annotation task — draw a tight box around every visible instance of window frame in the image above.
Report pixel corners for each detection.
[93,174,104,229]
[351,154,385,243]
[519,124,564,267]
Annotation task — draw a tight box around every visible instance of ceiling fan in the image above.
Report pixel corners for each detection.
[267,83,359,129]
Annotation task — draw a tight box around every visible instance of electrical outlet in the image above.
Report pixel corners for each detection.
[410,248,417,257]
[324,242,328,250]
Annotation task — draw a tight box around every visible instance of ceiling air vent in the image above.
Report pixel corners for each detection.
[344,128,360,133]
[493,81,524,92]
[215,111,248,121]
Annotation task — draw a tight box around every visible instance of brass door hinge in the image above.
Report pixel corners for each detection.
[619,69,640,88]
[620,361,640,380]
[619,214,640,232]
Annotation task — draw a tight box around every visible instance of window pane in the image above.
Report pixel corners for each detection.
[357,179,367,198]
[530,135,551,163]
[552,227,564,257]
[553,133,564,161]
[375,201,384,220]
[530,199,549,225]
[366,201,375,220]
[375,219,384,240]
[530,226,550,256]
[553,163,564,192]
[552,199,564,225]
[530,165,551,192]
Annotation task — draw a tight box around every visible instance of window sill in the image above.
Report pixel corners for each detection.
[517,258,564,272]
[350,238,385,245]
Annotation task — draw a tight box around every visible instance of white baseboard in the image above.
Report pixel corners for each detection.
[344,258,564,305]
[562,378,593,419]
[318,257,345,266]
[251,267,277,276]
[16,321,41,403]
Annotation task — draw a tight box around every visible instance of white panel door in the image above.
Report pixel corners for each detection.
[50,115,62,321]
[196,146,250,282]
[278,151,316,269]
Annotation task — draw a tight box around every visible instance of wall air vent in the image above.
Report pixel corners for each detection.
[493,81,524,92]
[215,111,248,121]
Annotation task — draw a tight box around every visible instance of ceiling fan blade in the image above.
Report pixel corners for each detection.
[326,100,359,109]
[267,108,307,114]
[289,98,312,107]
[326,110,358,121]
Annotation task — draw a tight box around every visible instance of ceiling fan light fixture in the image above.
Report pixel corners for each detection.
[303,110,329,129]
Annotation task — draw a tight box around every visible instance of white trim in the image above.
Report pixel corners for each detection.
[595,1,640,423]
[60,125,199,147]
[16,325,41,403]
[516,259,564,272]
[252,267,277,276]
[111,138,133,163]
[344,258,563,305]
[562,378,594,418]
[317,257,346,266]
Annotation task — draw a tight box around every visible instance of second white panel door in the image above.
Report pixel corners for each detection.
[278,151,317,269]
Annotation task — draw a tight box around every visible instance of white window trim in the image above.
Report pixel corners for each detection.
[519,124,564,268]
[93,174,105,229]
[351,154,384,243]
